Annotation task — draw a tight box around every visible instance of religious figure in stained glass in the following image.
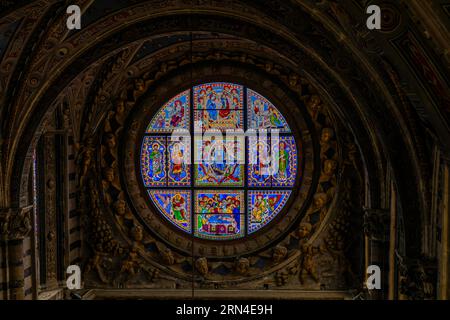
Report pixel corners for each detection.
[272,136,298,187]
[147,90,190,133]
[168,140,190,186]
[194,83,244,131]
[141,136,166,186]
[247,89,290,132]
[248,191,291,234]
[194,83,243,109]
[149,190,191,232]
[195,136,244,186]
[247,137,272,187]
[195,191,244,214]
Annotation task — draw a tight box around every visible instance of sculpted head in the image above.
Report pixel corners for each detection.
[321,128,334,143]
[313,193,328,209]
[131,225,143,242]
[116,100,125,114]
[162,248,175,265]
[103,167,115,182]
[323,159,337,175]
[195,257,208,276]
[297,222,312,239]
[307,95,321,110]
[273,245,288,263]
[235,257,250,275]
[105,133,116,149]
[113,199,126,216]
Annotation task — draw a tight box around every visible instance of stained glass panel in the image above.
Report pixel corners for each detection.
[194,213,244,240]
[247,89,290,132]
[141,136,166,186]
[194,82,243,109]
[167,138,191,186]
[194,190,244,214]
[194,110,243,131]
[149,190,191,233]
[248,190,291,234]
[194,135,244,186]
[247,135,272,187]
[146,90,190,133]
[271,136,298,187]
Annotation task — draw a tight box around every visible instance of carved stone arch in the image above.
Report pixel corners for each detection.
[8,4,425,283]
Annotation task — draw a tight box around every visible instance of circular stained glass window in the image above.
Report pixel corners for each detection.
[140,82,299,240]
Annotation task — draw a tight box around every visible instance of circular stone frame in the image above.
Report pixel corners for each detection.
[121,62,317,258]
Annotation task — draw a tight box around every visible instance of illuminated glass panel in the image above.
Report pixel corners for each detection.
[194,213,244,240]
[271,136,298,187]
[247,135,272,187]
[141,136,166,187]
[149,190,191,233]
[194,135,244,187]
[248,190,291,234]
[194,83,243,109]
[146,90,190,133]
[167,138,191,186]
[194,110,243,131]
[247,89,290,132]
[194,190,244,214]
[247,136,298,187]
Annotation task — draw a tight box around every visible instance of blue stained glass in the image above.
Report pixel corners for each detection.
[139,82,299,240]
[247,89,291,132]
[149,190,191,233]
[168,139,191,186]
[248,190,291,234]
[147,90,190,133]
[141,136,166,186]
[195,213,244,240]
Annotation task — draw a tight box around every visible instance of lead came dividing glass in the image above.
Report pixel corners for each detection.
[140,82,299,239]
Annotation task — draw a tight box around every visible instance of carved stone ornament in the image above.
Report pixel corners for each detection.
[0,206,33,240]
[363,208,390,241]
[396,252,436,300]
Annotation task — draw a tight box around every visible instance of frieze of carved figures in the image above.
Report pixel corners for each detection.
[295,92,339,235]
[0,206,33,240]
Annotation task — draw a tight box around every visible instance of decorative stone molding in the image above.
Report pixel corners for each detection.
[0,205,33,240]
